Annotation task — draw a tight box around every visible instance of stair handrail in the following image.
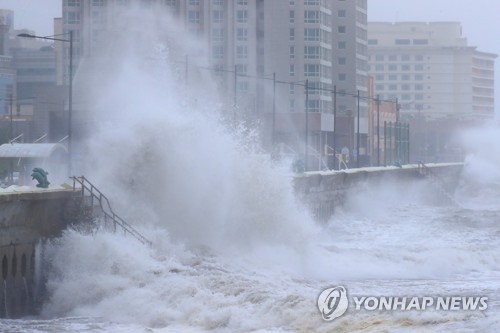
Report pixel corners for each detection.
[416,161,459,207]
[71,176,152,246]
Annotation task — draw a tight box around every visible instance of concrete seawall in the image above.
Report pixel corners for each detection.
[0,189,77,318]
[293,163,464,221]
[0,163,464,318]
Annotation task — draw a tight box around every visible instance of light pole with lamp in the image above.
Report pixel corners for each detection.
[18,31,73,177]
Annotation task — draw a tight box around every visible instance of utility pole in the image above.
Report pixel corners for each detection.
[377,94,380,167]
[233,64,237,123]
[305,79,309,172]
[356,90,360,168]
[9,93,13,185]
[185,55,189,87]
[68,30,73,177]
[332,85,337,170]
[272,72,276,149]
[9,93,13,142]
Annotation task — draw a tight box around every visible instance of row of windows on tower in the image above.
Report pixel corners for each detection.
[370,64,427,71]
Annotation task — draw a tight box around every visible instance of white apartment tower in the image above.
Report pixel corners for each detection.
[368,22,496,119]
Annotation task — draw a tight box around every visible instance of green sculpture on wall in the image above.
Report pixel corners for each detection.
[31,168,50,188]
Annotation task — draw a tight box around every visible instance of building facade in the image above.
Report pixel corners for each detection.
[62,0,368,169]
[368,22,496,120]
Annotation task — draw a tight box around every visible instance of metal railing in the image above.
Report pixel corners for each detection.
[71,176,152,246]
[416,161,459,207]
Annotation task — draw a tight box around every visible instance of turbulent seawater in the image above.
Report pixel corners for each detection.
[2,8,499,331]
[2,174,500,332]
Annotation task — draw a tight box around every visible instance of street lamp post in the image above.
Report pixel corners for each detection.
[18,31,74,177]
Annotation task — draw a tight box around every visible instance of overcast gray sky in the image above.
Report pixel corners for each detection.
[0,0,498,112]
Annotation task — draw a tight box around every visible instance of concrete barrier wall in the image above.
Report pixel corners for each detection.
[293,163,464,222]
[0,189,76,318]
[0,164,464,317]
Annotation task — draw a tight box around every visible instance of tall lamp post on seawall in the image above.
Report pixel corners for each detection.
[18,32,74,177]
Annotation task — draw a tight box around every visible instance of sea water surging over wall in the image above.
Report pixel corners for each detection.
[12,8,500,332]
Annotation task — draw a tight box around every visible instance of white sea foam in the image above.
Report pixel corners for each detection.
[8,6,499,332]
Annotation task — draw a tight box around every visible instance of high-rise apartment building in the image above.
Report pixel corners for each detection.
[368,22,496,120]
[62,0,368,168]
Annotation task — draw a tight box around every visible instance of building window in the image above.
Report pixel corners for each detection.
[212,29,223,41]
[304,0,320,4]
[395,39,410,45]
[65,11,81,24]
[237,0,247,4]
[237,81,248,93]
[237,28,247,41]
[188,11,199,23]
[402,74,410,81]
[375,55,384,61]
[304,10,320,23]
[237,10,247,23]
[415,74,423,80]
[289,83,295,95]
[338,26,346,33]
[338,73,346,81]
[213,0,223,5]
[388,74,397,80]
[376,84,384,91]
[389,84,397,91]
[338,57,346,65]
[306,100,320,112]
[212,46,224,59]
[415,55,424,61]
[338,10,346,17]
[308,81,320,95]
[415,94,424,100]
[289,28,295,41]
[304,28,320,41]
[65,0,81,6]
[164,0,175,5]
[289,99,295,112]
[304,64,320,77]
[289,46,295,59]
[289,64,295,76]
[289,10,295,23]
[237,46,248,59]
[92,0,104,6]
[401,55,410,61]
[375,64,384,71]
[236,64,247,74]
[402,84,410,91]
[415,64,424,71]
[413,39,428,45]
[388,55,397,61]
[402,94,411,100]
[402,64,410,71]
[415,84,424,91]
[338,41,346,49]
[368,39,378,45]
[388,64,397,71]
[304,46,320,59]
[213,10,223,23]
